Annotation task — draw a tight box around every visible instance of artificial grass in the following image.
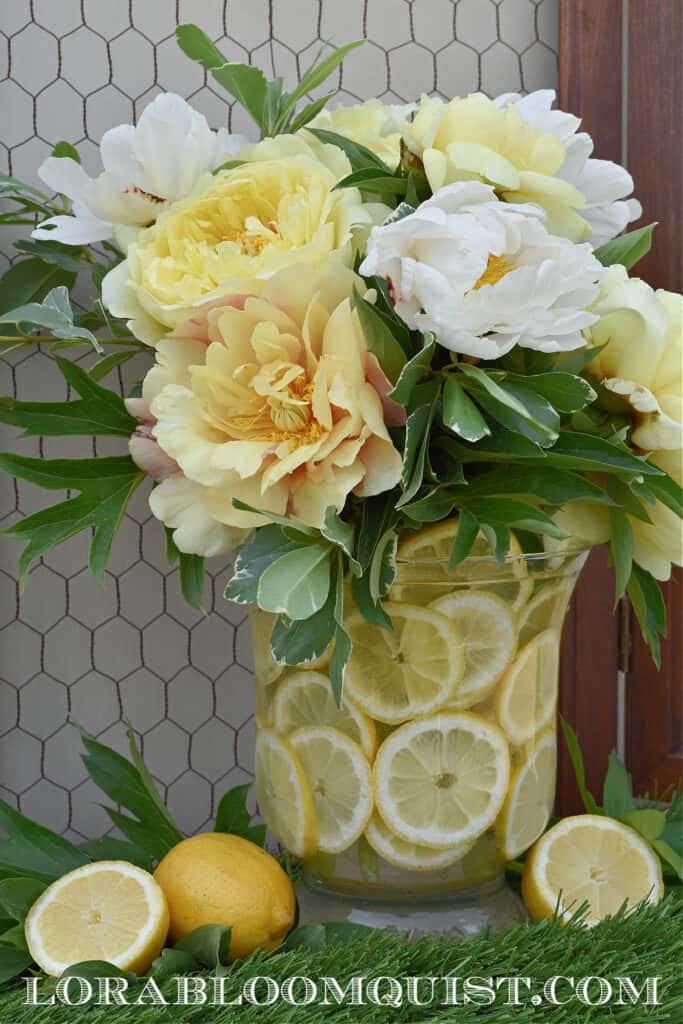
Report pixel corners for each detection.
[0,896,681,1023]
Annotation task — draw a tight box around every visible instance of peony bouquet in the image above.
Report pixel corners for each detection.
[1,25,681,700]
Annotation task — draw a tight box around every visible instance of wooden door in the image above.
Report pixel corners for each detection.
[557,0,683,810]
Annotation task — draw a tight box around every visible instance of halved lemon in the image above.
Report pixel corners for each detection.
[273,670,377,759]
[522,815,664,925]
[392,520,532,610]
[289,727,373,854]
[496,629,560,745]
[517,581,573,647]
[364,812,472,872]
[431,591,517,708]
[344,604,464,723]
[24,861,169,977]
[496,728,557,861]
[255,729,317,858]
[373,711,510,848]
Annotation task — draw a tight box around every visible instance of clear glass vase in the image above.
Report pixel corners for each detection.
[251,539,588,937]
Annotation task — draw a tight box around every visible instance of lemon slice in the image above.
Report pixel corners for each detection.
[496,629,560,745]
[431,591,517,708]
[522,814,664,925]
[289,727,373,854]
[364,813,472,871]
[24,861,169,977]
[517,581,573,647]
[273,670,377,759]
[496,728,557,861]
[344,603,464,723]
[393,520,532,610]
[374,711,510,848]
[255,729,317,858]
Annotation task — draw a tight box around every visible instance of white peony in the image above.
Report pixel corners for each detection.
[493,90,642,247]
[33,94,245,247]
[360,182,603,359]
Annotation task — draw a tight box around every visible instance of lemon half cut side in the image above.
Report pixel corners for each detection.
[24,861,169,977]
[523,815,664,925]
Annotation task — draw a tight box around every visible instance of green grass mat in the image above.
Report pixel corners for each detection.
[1,897,681,1023]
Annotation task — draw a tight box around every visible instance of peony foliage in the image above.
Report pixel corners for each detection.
[0,27,681,690]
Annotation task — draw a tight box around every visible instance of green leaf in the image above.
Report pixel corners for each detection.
[211,64,270,131]
[602,753,635,818]
[647,470,683,518]
[442,375,491,442]
[258,545,332,620]
[401,487,458,523]
[307,128,391,172]
[448,508,480,568]
[60,961,135,984]
[560,719,601,814]
[0,924,28,951]
[231,498,319,538]
[350,571,393,631]
[320,507,358,571]
[605,475,653,523]
[621,809,667,843]
[51,140,80,162]
[0,259,76,326]
[546,432,664,476]
[0,946,33,985]
[479,523,510,566]
[175,925,232,968]
[224,526,300,605]
[175,25,268,131]
[0,799,90,882]
[281,921,376,953]
[270,585,336,666]
[79,729,182,863]
[388,334,435,405]
[0,878,46,922]
[609,507,633,603]
[0,357,137,437]
[126,724,182,840]
[595,223,656,270]
[289,91,335,132]
[627,563,667,669]
[151,947,199,980]
[178,552,205,610]
[652,839,683,881]
[459,364,559,447]
[329,554,351,706]
[0,286,100,351]
[435,430,544,464]
[275,41,364,130]
[335,168,408,198]
[461,466,609,506]
[505,372,597,413]
[0,454,144,582]
[80,837,153,872]
[460,498,566,539]
[214,784,266,847]
[555,343,609,375]
[397,392,439,508]
[353,287,406,383]
[14,239,84,272]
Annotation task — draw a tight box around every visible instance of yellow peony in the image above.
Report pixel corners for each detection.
[587,266,682,452]
[102,135,373,343]
[403,93,590,241]
[141,265,404,556]
[308,98,414,168]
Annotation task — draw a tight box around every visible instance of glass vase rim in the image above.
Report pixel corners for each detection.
[394,545,591,568]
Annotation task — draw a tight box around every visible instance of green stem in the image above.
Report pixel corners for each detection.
[0,334,142,347]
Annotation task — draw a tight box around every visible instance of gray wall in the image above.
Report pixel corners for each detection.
[0,0,558,839]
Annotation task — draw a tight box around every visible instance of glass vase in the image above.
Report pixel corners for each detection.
[251,540,588,937]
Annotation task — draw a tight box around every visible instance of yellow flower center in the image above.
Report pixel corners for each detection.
[472,253,515,291]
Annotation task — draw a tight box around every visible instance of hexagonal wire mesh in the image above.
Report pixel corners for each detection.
[0,0,558,839]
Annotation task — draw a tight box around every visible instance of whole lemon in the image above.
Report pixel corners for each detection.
[153,833,296,960]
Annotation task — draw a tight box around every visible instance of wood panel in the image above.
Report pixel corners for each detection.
[624,0,683,795]
[556,0,623,813]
